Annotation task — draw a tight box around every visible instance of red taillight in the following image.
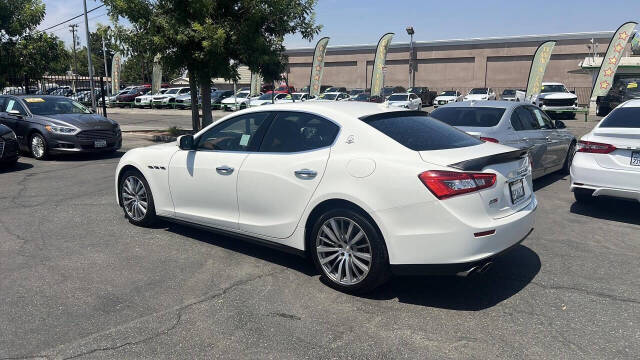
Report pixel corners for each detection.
[418,170,497,199]
[576,140,616,154]
[480,137,499,143]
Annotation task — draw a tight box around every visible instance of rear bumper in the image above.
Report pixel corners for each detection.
[570,153,640,201]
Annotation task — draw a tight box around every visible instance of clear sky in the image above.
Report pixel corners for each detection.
[40,0,640,49]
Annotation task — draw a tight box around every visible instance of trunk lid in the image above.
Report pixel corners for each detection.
[590,128,640,172]
[419,143,533,219]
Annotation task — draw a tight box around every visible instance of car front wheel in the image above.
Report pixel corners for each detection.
[119,170,157,226]
[30,133,49,160]
[310,209,389,293]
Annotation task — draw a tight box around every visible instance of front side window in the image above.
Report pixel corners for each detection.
[511,106,539,131]
[318,93,337,100]
[259,112,339,153]
[528,106,554,129]
[196,112,271,151]
[430,107,505,127]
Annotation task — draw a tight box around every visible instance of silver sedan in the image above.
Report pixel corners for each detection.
[430,100,576,179]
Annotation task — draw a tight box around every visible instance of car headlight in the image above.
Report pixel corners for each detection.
[2,131,16,141]
[403,104,410,108]
[45,124,79,135]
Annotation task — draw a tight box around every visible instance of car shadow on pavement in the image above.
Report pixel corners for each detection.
[533,172,568,191]
[570,198,640,226]
[162,221,317,277]
[47,151,125,162]
[362,245,541,311]
[0,161,34,173]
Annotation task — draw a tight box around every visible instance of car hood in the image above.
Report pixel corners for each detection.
[538,92,577,100]
[38,113,118,130]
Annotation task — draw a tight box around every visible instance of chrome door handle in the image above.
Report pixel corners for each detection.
[216,165,234,175]
[294,169,317,179]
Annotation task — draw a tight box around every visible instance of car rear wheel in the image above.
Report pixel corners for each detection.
[30,133,48,160]
[119,170,157,226]
[574,188,595,203]
[310,209,389,293]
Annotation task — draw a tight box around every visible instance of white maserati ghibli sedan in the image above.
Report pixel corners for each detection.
[571,100,640,203]
[115,102,536,293]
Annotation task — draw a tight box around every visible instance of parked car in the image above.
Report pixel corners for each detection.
[0,124,19,167]
[595,78,640,116]
[135,89,168,108]
[221,90,254,111]
[571,100,640,203]
[433,90,462,108]
[175,93,194,109]
[211,90,234,109]
[386,93,422,110]
[273,85,296,94]
[408,87,437,106]
[0,95,121,160]
[348,93,371,102]
[249,93,288,107]
[530,82,578,119]
[430,100,576,179]
[115,87,151,107]
[313,92,350,102]
[323,86,347,93]
[348,88,366,97]
[276,92,315,103]
[152,87,190,108]
[115,102,536,293]
[500,89,525,102]
[381,86,406,99]
[463,88,497,101]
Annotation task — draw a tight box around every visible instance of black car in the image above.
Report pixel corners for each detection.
[0,95,122,160]
[0,124,19,166]
[596,78,640,116]
[211,90,234,109]
[408,86,437,106]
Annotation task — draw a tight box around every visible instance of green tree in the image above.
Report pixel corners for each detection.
[103,0,320,130]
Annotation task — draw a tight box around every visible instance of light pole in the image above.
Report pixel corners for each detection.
[406,26,415,89]
[83,0,96,111]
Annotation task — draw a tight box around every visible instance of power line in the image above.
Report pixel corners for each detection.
[37,4,105,34]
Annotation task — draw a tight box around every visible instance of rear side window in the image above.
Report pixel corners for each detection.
[430,107,505,127]
[362,112,482,151]
[600,107,640,128]
[259,112,340,153]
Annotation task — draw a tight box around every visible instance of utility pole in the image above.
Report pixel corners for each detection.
[406,26,415,89]
[83,0,96,111]
[101,35,109,97]
[69,24,78,74]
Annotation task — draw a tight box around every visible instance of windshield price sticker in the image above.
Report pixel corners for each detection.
[24,98,45,103]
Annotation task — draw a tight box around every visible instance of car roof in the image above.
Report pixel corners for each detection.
[390,93,410,96]
[436,100,520,110]
[236,101,408,120]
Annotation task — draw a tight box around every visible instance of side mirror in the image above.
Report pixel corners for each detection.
[7,110,22,118]
[178,134,195,150]
[555,120,566,129]
[570,90,576,94]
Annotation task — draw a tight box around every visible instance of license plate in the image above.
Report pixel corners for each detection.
[94,140,107,148]
[509,179,525,204]
[631,151,640,166]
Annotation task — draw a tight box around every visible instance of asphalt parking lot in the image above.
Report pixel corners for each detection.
[1,112,638,359]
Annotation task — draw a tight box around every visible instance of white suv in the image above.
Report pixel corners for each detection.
[531,82,578,118]
[152,87,190,108]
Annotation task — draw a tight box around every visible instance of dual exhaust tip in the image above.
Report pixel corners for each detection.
[456,261,493,277]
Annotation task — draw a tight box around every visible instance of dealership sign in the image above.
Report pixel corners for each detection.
[370,33,394,97]
[525,41,556,101]
[591,21,638,99]
[309,37,330,97]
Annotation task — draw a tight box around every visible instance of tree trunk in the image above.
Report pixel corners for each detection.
[200,79,213,128]
[188,69,200,132]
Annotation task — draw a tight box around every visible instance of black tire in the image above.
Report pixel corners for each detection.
[30,132,49,160]
[310,208,390,294]
[119,169,157,226]
[574,188,595,203]
[562,142,576,174]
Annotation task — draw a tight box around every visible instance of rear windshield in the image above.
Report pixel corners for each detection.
[388,94,408,101]
[430,107,505,127]
[600,107,640,128]
[362,112,482,151]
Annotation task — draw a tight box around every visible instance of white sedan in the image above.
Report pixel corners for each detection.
[248,93,288,107]
[386,93,422,110]
[312,92,350,102]
[571,100,640,203]
[115,102,536,293]
[433,90,462,108]
[221,90,255,111]
[276,92,315,103]
[463,88,496,101]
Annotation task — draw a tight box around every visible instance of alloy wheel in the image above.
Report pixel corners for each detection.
[31,135,45,159]
[316,217,372,285]
[122,176,148,221]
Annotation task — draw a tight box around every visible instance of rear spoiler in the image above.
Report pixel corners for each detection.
[448,148,529,171]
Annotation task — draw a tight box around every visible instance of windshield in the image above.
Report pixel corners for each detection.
[319,93,337,100]
[292,93,303,100]
[430,107,506,127]
[600,107,640,128]
[325,87,339,92]
[469,88,488,94]
[382,88,395,95]
[23,97,91,115]
[165,88,180,94]
[502,89,516,96]
[363,113,482,151]
[257,93,273,100]
[388,94,408,101]
[441,91,457,96]
[353,94,369,101]
[236,92,250,98]
[622,81,640,96]
[540,85,567,93]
